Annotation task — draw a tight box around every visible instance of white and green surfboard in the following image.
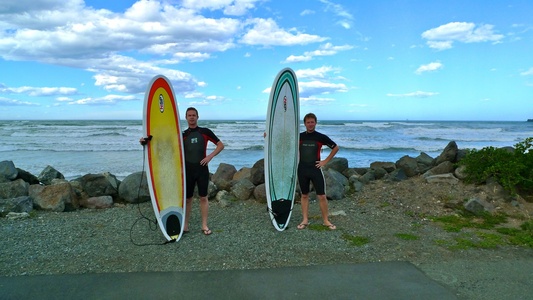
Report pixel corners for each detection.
[264,68,300,231]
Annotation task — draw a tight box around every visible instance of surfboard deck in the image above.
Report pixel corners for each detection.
[143,75,186,242]
[265,68,300,231]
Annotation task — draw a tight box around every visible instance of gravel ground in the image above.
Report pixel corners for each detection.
[1,177,532,299]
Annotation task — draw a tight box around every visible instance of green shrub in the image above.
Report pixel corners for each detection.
[459,137,533,195]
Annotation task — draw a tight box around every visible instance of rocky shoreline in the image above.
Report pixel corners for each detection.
[1,141,480,215]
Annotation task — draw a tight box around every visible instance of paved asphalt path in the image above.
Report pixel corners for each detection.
[1,260,532,299]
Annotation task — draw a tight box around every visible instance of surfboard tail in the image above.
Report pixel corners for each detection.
[270,199,293,229]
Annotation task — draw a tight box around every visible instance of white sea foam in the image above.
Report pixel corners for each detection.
[1,120,531,180]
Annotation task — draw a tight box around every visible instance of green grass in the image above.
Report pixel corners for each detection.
[431,212,533,249]
[342,234,370,246]
[430,211,507,232]
[379,202,391,208]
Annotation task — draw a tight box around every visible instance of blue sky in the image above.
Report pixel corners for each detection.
[0,0,532,121]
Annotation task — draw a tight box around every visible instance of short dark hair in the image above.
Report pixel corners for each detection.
[185,107,198,117]
[304,113,317,122]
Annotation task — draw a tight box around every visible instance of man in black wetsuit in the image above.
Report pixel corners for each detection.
[296,113,339,230]
[182,107,224,235]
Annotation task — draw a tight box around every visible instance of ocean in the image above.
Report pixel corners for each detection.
[1,120,531,180]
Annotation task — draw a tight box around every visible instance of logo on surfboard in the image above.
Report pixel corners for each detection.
[283,96,287,112]
[159,94,164,113]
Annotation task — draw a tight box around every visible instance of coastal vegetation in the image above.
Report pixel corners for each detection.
[459,137,533,199]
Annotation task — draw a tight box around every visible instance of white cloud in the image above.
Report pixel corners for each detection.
[0,85,77,96]
[300,95,335,105]
[296,66,340,80]
[240,18,326,46]
[415,61,443,74]
[181,0,260,16]
[0,0,248,96]
[300,9,315,16]
[285,54,312,63]
[67,94,137,105]
[0,97,40,106]
[386,91,439,98]
[262,67,347,99]
[319,0,353,29]
[284,43,352,63]
[422,22,504,50]
[299,80,348,98]
[520,67,533,76]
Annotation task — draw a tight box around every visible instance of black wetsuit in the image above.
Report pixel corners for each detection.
[182,126,220,198]
[298,130,337,195]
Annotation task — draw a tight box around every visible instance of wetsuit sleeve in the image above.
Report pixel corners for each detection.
[201,128,220,144]
[321,134,337,149]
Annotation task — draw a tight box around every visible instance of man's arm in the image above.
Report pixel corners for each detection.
[201,141,224,166]
[317,145,339,168]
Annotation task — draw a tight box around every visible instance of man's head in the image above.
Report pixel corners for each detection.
[303,113,317,133]
[186,107,199,127]
[303,113,317,123]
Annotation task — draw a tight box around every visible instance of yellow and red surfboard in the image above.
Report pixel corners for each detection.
[143,75,186,242]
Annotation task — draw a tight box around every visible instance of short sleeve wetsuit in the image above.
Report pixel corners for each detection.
[182,126,220,198]
[298,130,337,195]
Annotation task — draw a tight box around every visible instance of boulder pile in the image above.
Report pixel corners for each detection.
[0,141,501,217]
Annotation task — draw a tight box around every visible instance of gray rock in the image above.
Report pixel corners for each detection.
[74,173,119,198]
[6,212,30,220]
[464,197,494,215]
[396,155,419,177]
[82,196,114,209]
[388,169,408,182]
[425,173,459,185]
[370,161,396,173]
[250,159,265,185]
[0,160,18,180]
[118,172,150,204]
[0,196,33,217]
[233,167,252,181]
[324,168,347,200]
[38,165,64,185]
[253,183,267,203]
[207,181,218,199]
[342,168,361,178]
[456,149,468,162]
[371,167,388,180]
[454,165,468,180]
[435,141,458,165]
[325,157,349,174]
[231,178,255,200]
[215,190,233,207]
[359,169,375,184]
[416,152,435,167]
[349,176,365,192]
[423,161,455,177]
[212,163,237,191]
[16,168,40,184]
[0,179,29,200]
[29,182,77,212]
[416,153,435,174]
